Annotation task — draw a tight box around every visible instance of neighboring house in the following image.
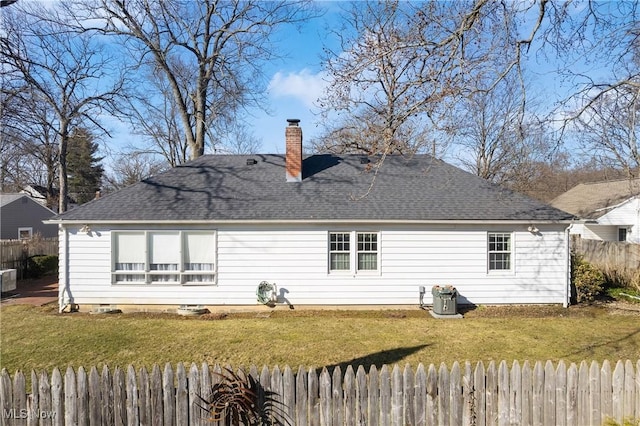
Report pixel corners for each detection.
[0,193,58,240]
[50,120,575,312]
[21,184,77,212]
[550,179,640,243]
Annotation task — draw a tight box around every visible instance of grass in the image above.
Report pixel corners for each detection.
[1,303,639,375]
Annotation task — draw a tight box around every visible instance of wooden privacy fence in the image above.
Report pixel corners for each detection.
[572,236,640,277]
[0,238,58,280]
[1,360,639,426]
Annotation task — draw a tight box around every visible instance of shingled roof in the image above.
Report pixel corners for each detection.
[550,178,640,220]
[53,154,573,223]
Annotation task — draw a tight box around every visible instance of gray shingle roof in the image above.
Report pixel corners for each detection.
[550,178,640,220]
[54,154,573,222]
[0,193,26,208]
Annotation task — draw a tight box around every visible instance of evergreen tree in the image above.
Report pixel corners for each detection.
[67,128,104,204]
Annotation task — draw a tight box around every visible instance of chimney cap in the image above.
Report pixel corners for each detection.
[286,118,300,126]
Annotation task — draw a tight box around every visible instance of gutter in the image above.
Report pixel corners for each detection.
[564,223,574,308]
[44,218,576,226]
[58,225,71,313]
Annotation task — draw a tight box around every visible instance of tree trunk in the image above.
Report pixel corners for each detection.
[58,121,69,213]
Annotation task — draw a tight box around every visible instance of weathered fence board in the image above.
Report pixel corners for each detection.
[1,360,638,425]
[0,238,58,279]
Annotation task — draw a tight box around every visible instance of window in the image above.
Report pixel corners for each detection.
[114,232,146,282]
[329,231,379,273]
[357,232,378,270]
[618,228,628,242]
[112,231,216,285]
[488,232,511,271]
[329,232,350,271]
[18,227,33,240]
[183,232,216,283]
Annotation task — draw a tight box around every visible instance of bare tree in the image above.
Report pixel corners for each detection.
[0,2,123,212]
[574,87,640,177]
[70,0,314,161]
[453,72,553,186]
[103,152,167,192]
[317,0,526,159]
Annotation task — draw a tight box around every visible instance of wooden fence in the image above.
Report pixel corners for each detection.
[572,236,640,272]
[0,238,58,280]
[1,360,639,425]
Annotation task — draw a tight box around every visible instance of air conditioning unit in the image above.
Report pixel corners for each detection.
[0,269,17,293]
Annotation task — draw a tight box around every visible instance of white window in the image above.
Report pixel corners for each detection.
[183,232,216,283]
[18,227,33,240]
[112,231,216,285]
[114,232,146,283]
[149,232,180,282]
[329,232,350,271]
[488,232,512,271]
[329,231,380,274]
[357,232,378,271]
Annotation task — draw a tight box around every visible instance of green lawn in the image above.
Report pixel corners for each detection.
[1,303,639,374]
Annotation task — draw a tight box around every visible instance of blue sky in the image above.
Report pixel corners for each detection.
[248,3,342,154]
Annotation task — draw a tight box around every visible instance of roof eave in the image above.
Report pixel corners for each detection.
[47,218,576,226]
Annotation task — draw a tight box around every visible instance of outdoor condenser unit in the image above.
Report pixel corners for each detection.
[0,269,17,293]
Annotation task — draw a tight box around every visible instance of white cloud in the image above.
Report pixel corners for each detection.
[267,69,326,108]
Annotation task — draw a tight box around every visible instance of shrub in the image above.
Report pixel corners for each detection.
[571,253,606,303]
[26,255,59,278]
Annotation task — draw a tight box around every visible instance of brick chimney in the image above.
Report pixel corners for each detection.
[285,119,302,182]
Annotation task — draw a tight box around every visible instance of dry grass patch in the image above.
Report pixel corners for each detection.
[1,303,639,375]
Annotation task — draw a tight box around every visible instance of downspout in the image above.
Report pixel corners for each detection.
[58,224,70,312]
[564,223,573,308]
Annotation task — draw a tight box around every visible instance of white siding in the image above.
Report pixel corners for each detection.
[596,198,640,242]
[62,223,570,307]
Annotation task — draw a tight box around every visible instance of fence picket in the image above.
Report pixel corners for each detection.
[318,368,332,426]
[555,360,567,426]
[391,365,402,426]
[589,361,601,426]
[450,362,462,426]
[296,366,307,426]
[331,367,343,426]
[343,366,355,426]
[544,360,556,426]
[356,366,368,426]
[577,361,589,426]
[76,367,88,426]
[13,371,26,426]
[27,371,38,426]
[282,366,296,426]
[113,367,126,426]
[0,360,638,425]
[138,367,151,426]
[39,370,52,426]
[308,367,320,426]
[174,364,187,426]
[414,364,426,426]
[520,361,532,426]
[368,365,379,426]
[485,361,497,426]
[566,363,578,426]
[624,359,636,419]
[379,365,391,426]
[509,360,521,426]
[497,361,509,426]
[161,364,174,426]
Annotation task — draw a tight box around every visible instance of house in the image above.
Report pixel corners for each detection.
[49,120,575,312]
[0,193,58,240]
[550,178,640,243]
[21,184,77,212]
